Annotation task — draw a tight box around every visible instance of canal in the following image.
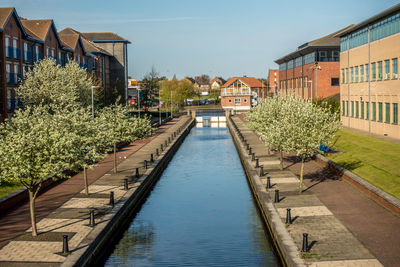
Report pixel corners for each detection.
[104,126,279,266]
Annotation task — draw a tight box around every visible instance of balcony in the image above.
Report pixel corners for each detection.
[7,73,22,85]
[24,51,34,62]
[6,47,21,59]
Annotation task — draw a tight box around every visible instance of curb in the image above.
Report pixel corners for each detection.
[227,117,305,267]
[315,154,400,216]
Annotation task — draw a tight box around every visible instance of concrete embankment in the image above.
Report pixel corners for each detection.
[227,115,383,267]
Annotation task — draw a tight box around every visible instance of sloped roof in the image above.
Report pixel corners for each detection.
[222,77,264,88]
[0,7,13,29]
[81,32,131,43]
[58,33,79,50]
[211,77,226,85]
[275,25,354,64]
[60,27,112,56]
[20,19,52,41]
[183,77,195,83]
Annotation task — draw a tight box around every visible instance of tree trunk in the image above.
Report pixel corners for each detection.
[279,148,283,171]
[84,167,89,195]
[113,143,117,173]
[299,155,305,193]
[28,189,38,237]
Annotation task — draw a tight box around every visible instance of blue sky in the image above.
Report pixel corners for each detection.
[4,0,400,79]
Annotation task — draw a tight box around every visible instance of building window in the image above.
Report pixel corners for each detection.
[51,48,55,58]
[341,69,345,83]
[393,58,398,79]
[35,45,40,61]
[351,101,354,117]
[342,101,345,116]
[331,78,339,86]
[13,38,17,58]
[346,101,349,116]
[235,98,241,105]
[228,99,232,103]
[350,67,354,83]
[360,65,364,82]
[7,88,13,111]
[385,60,390,80]
[393,103,398,124]
[5,36,10,57]
[372,102,376,121]
[244,98,248,103]
[356,101,359,118]
[346,68,349,84]
[366,64,369,82]
[378,102,383,122]
[371,63,376,81]
[361,101,364,119]
[6,63,11,83]
[366,102,370,120]
[24,42,28,61]
[378,61,382,81]
[385,103,390,123]
[355,66,359,82]
[46,47,49,57]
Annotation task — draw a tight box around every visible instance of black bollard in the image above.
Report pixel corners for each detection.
[286,208,292,224]
[89,209,95,227]
[62,235,69,254]
[259,166,264,177]
[274,189,280,203]
[252,153,255,161]
[124,178,129,190]
[150,154,154,162]
[165,140,167,147]
[156,148,159,156]
[266,176,271,189]
[246,144,249,150]
[144,160,148,169]
[168,137,171,143]
[302,233,309,252]
[135,167,139,178]
[248,147,252,156]
[255,158,259,168]
[161,144,163,151]
[109,191,114,206]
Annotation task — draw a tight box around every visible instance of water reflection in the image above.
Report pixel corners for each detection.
[105,128,279,266]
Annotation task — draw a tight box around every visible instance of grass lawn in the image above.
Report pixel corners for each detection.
[327,129,400,199]
[0,181,23,198]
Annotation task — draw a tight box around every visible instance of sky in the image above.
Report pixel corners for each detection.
[4,0,400,80]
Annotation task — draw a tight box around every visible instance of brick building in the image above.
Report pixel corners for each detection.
[267,69,279,96]
[80,32,131,105]
[221,77,264,112]
[339,3,400,139]
[275,25,353,100]
[0,7,130,120]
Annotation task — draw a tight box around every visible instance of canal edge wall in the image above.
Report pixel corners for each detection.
[62,117,195,267]
[227,117,306,267]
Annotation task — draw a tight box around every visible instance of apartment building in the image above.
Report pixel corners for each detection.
[339,3,400,139]
[275,25,353,100]
[0,7,131,120]
[80,32,131,105]
[221,77,264,112]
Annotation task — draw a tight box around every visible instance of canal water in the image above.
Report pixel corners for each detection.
[104,126,279,266]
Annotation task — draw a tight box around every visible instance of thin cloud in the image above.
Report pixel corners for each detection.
[68,16,198,25]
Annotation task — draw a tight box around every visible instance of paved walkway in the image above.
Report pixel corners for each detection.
[0,116,191,266]
[232,115,387,267]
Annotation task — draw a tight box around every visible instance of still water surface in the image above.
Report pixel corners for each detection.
[105,127,279,266]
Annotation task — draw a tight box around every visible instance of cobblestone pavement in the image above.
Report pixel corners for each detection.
[231,116,384,267]
[0,116,191,266]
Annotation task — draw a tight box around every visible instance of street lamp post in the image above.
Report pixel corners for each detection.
[170,90,173,118]
[91,86,101,118]
[137,89,141,118]
[159,88,162,125]
[305,80,313,101]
